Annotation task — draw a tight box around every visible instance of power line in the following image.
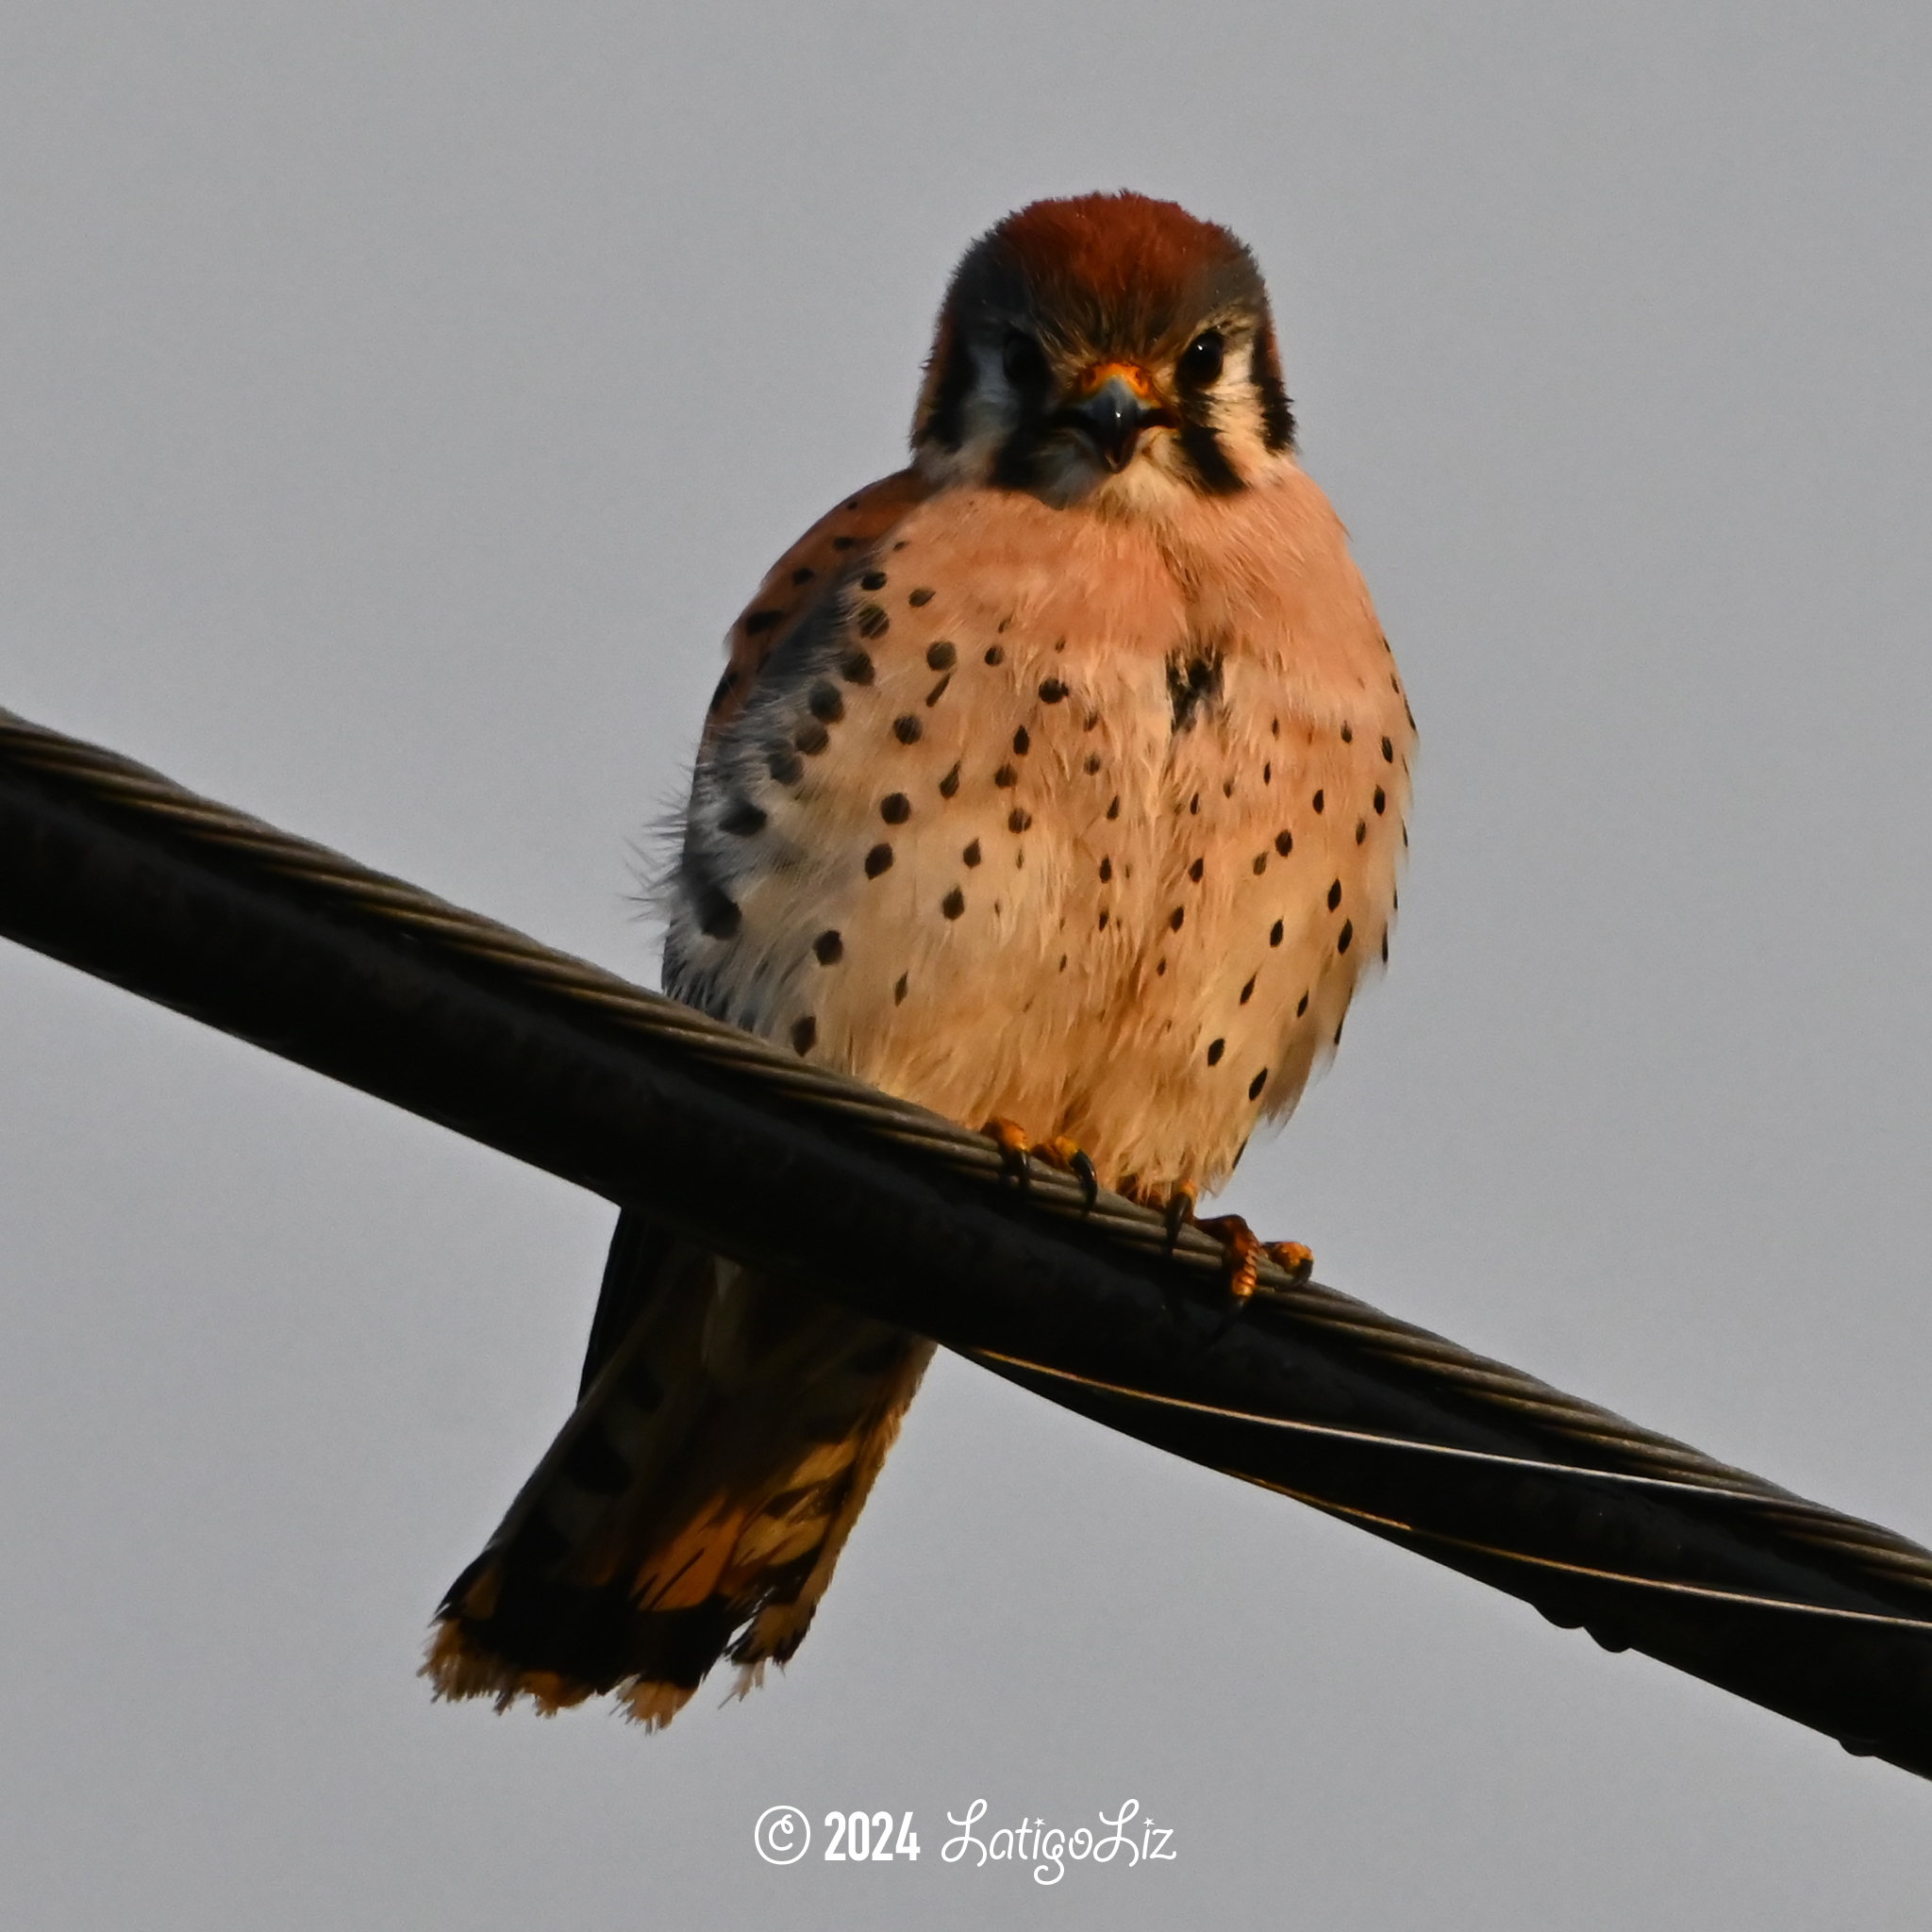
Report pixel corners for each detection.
[3,702,1930,1776]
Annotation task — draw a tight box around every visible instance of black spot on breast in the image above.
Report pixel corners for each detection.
[1169,907,1185,931]
[1084,752,1103,774]
[1381,929,1389,963]
[841,649,874,685]
[1167,653,1224,732]
[1356,820,1366,844]
[791,566,816,587]
[1271,921,1285,947]
[1189,857,1205,883]
[893,715,923,744]
[794,719,829,755]
[1341,723,1353,743]
[808,682,844,723]
[1106,796,1120,820]
[744,608,783,635]
[1157,958,1167,974]
[963,839,982,867]
[1190,792,1200,815]
[1249,1068,1268,1100]
[865,842,894,877]
[1312,790,1324,813]
[985,644,1005,665]
[791,1015,816,1055]
[908,587,935,607]
[698,889,741,940]
[926,675,953,706]
[1012,726,1030,755]
[994,763,1018,788]
[1338,920,1354,954]
[831,535,857,551]
[1253,853,1267,874]
[1327,879,1342,910]
[1296,991,1308,1015]
[859,570,888,591]
[1263,762,1273,784]
[856,606,890,639]
[1240,974,1256,1003]
[1058,954,1067,971]
[880,792,910,824]
[1207,1038,1225,1065]
[940,762,961,798]
[813,929,843,964]
[720,800,766,837]
[1098,908,1110,929]
[1382,736,1394,761]
[926,640,957,670]
[941,887,966,920]
[1374,787,1387,815]
[1275,830,1293,856]
[1008,808,1031,832]
[1039,677,1067,704]
[893,973,908,1003]
[1099,858,1112,882]
[1334,1019,1346,1045]
[768,747,804,785]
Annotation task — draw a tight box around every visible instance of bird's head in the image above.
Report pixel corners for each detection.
[912,192,1296,512]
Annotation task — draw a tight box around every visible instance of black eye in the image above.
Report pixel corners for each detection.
[1179,330,1224,387]
[1003,331,1050,389]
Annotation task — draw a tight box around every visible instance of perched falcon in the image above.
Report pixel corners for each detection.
[425,192,1415,1726]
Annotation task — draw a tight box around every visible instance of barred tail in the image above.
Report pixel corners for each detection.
[424,1211,932,1726]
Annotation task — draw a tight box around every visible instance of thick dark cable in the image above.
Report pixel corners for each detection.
[3,702,1931,1776]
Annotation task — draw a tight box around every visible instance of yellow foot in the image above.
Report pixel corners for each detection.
[979,1119,1099,1206]
[1268,1240,1315,1285]
[1038,1134,1099,1206]
[982,1116,1032,1184]
[1168,1194,1316,1301]
[1195,1214,1267,1298]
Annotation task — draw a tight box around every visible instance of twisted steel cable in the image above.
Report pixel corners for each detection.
[4,701,1931,1774]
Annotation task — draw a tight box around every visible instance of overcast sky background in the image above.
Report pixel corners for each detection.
[4,4,1931,1926]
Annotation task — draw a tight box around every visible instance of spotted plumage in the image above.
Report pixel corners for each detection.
[426,191,1415,1728]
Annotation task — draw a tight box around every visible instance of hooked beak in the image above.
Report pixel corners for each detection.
[1064,364,1174,473]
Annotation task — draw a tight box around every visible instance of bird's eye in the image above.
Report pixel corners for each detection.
[1002,331,1050,389]
[1178,330,1224,387]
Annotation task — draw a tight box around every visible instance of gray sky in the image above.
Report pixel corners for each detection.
[4,4,1931,1926]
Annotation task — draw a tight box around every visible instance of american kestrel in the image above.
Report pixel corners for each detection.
[426,192,1414,1726]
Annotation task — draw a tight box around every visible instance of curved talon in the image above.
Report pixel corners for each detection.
[1149,1181,1312,1306]
[1163,1180,1200,1249]
[1267,1241,1314,1285]
[981,1116,1033,1187]
[1039,1135,1099,1208]
[982,1121,1101,1208]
